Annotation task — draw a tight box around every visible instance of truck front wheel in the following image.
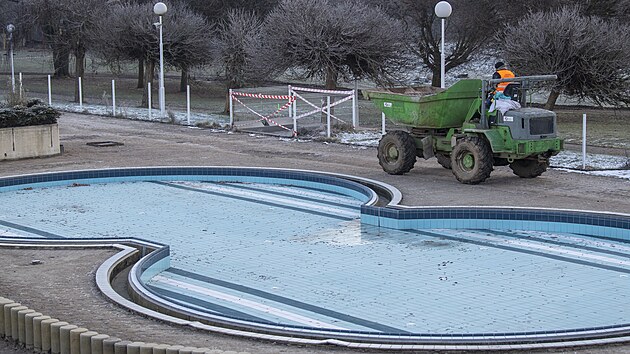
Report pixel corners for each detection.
[377,131,417,175]
[451,137,493,184]
[509,159,549,178]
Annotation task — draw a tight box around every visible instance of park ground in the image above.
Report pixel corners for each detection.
[0,112,629,353]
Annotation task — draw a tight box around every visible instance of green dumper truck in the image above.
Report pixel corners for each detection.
[366,75,564,184]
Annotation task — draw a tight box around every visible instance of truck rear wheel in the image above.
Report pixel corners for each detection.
[451,137,493,184]
[377,131,416,175]
[509,159,549,178]
[436,153,452,169]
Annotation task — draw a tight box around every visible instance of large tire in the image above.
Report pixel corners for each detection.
[377,131,417,175]
[509,159,549,178]
[436,153,452,169]
[451,136,494,184]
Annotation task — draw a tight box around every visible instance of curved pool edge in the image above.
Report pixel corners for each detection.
[0,166,386,206]
[1,167,629,350]
[1,237,629,351]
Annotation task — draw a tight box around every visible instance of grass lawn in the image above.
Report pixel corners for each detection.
[2,49,628,151]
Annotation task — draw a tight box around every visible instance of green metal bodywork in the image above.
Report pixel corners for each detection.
[366,80,482,128]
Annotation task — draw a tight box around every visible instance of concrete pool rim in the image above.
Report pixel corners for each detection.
[0,166,629,350]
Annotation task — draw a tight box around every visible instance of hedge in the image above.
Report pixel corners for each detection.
[0,99,60,129]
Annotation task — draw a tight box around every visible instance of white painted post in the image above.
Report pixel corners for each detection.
[292,91,297,119]
[292,98,297,134]
[229,89,234,126]
[382,112,386,135]
[47,75,52,106]
[158,14,165,116]
[18,72,23,99]
[353,81,358,128]
[186,84,191,125]
[9,35,15,93]
[582,113,587,170]
[148,82,152,120]
[111,79,116,116]
[440,18,446,89]
[78,77,83,109]
[288,85,292,118]
[326,96,331,138]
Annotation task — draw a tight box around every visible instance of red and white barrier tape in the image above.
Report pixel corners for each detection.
[292,94,354,121]
[231,95,297,136]
[231,92,294,100]
[290,86,354,96]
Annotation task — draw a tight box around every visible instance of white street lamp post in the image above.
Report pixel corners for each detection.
[6,24,16,93]
[153,2,167,116]
[434,1,452,89]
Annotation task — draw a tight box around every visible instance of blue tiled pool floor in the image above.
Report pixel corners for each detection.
[1,180,629,335]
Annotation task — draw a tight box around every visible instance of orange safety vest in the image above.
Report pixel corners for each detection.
[496,69,515,92]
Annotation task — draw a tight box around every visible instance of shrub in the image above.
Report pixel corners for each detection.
[0,99,60,129]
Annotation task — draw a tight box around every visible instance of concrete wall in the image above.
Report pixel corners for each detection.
[0,124,60,161]
[1,296,244,354]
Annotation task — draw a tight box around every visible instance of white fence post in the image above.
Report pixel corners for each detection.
[78,77,83,109]
[148,82,152,120]
[293,100,298,134]
[186,84,191,125]
[352,81,358,128]
[229,89,234,126]
[111,79,116,116]
[288,85,292,118]
[582,113,587,170]
[292,90,297,120]
[47,75,52,106]
[326,96,331,138]
[382,112,386,135]
[18,72,23,99]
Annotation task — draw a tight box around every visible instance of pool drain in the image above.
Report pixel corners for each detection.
[86,141,124,147]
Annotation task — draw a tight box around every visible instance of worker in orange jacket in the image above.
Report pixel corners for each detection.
[493,61,515,93]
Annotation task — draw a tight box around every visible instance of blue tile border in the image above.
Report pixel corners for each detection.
[0,167,377,205]
[361,206,630,243]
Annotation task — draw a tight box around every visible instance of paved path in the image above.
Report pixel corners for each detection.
[0,113,629,353]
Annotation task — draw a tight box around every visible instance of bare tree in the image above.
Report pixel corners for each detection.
[93,1,212,104]
[1,1,21,41]
[186,0,278,23]
[380,0,499,87]
[498,6,630,110]
[92,2,157,91]
[161,3,213,92]
[23,0,106,101]
[252,0,406,90]
[22,0,72,77]
[212,9,262,113]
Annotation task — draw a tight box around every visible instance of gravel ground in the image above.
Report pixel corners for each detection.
[0,112,629,353]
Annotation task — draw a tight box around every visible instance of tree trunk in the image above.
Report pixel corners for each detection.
[325,67,338,90]
[52,46,70,78]
[137,59,144,89]
[74,48,86,103]
[142,60,156,107]
[431,66,441,88]
[180,67,189,92]
[545,90,560,111]
[224,89,231,115]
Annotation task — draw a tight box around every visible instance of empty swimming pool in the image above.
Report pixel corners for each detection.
[0,167,629,348]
